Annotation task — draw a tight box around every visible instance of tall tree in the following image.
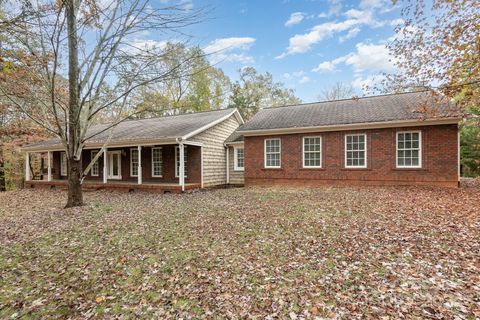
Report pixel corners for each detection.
[385,0,479,115]
[132,44,231,117]
[0,0,203,207]
[317,82,355,101]
[229,67,301,120]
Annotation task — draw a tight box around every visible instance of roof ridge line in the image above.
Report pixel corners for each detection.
[96,108,236,125]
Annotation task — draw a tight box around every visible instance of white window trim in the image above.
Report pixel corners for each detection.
[60,152,67,176]
[233,146,244,171]
[130,148,138,177]
[302,136,322,168]
[264,138,281,169]
[344,133,367,169]
[175,146,187,178]
[151,147,163,178]
[396,130,422,168]
[91,150,99,176]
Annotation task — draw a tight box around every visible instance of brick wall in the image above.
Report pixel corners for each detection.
[51,144,201,184]
[244,124,459,187]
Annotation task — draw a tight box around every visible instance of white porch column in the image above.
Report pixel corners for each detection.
[47,151,52,182]
[25,152,31,181]
[103,148,108,183]
[137,146,142,185]
[179,143,185,192]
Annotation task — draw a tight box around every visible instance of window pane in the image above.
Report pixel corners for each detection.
[153,148,163,176]
[345,135,366,167]
[303,137,321,167]
[397,132,421,167]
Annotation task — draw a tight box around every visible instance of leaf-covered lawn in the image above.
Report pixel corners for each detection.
[1,185,479,319]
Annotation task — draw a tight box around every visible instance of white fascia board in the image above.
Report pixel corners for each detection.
[239,118,461,136]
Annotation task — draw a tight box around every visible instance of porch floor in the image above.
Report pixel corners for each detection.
[25,179,201,193]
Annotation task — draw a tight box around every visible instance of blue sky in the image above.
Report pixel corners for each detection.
[147,0,403,102]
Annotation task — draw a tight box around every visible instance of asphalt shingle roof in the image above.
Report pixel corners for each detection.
[24,108,237,150]
[238,91,460,132]
[225,129,244,143]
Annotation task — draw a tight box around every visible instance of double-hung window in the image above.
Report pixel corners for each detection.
[130,148,139,177]
[264,138,281,168]
[60,152,67,176]
[151,147,163,177]
[345,134,367,168]
[175,146,187,177]
[397,131,421,168]
[234,147,244,171]
[303,136,322,168]
[91,151,99,176]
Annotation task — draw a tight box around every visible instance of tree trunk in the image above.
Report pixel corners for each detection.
[66,156,83,207]
[0,146,6,192]
[65,0,83,207]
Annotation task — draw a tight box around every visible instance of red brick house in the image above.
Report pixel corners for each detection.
[23,109,244,193]
[228,91,461,187]
[24,91,462,191]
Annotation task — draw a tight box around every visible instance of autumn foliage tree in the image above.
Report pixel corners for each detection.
[0,0,203,207]
[228,67,301,120]
[385,0,479,115]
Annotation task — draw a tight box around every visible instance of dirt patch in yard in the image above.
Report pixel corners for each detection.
[0,185,479,319]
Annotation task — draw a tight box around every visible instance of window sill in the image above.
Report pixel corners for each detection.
[299,167,326,171]
[341,167,371,171]
[393,167,425,171]
[262,167,283,171]
[234,169,245,172]
[152,176,164,178]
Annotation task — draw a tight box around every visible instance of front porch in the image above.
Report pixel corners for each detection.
[24,142,203,193]
[25,179,201,193]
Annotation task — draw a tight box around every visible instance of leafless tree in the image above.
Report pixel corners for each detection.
[317,82,355,101]
[0,0,204,207]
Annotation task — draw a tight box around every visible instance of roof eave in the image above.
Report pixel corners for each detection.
[238,117,461,136]
[21,137,181,153]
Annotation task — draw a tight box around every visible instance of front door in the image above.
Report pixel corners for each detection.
[108,151,122,180]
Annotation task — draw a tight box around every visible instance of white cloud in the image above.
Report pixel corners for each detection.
[343,43,394,72]
[276,20,358,58]
[285,12,305,27]
[276,6,385,58]
[318,0,344,18]
[299,76,311,84]
[312,61,338,73]
[313,42,394,75]
[283,70,310,84]
[351,74,385,91]
[339,27,361,42]
[204,37,256,64]
[276,0,399,59]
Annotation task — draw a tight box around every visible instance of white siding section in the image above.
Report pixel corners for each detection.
[189,114,241,187]
[228,146,245,185]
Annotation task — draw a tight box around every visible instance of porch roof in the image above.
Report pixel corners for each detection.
[23,108,243,152]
